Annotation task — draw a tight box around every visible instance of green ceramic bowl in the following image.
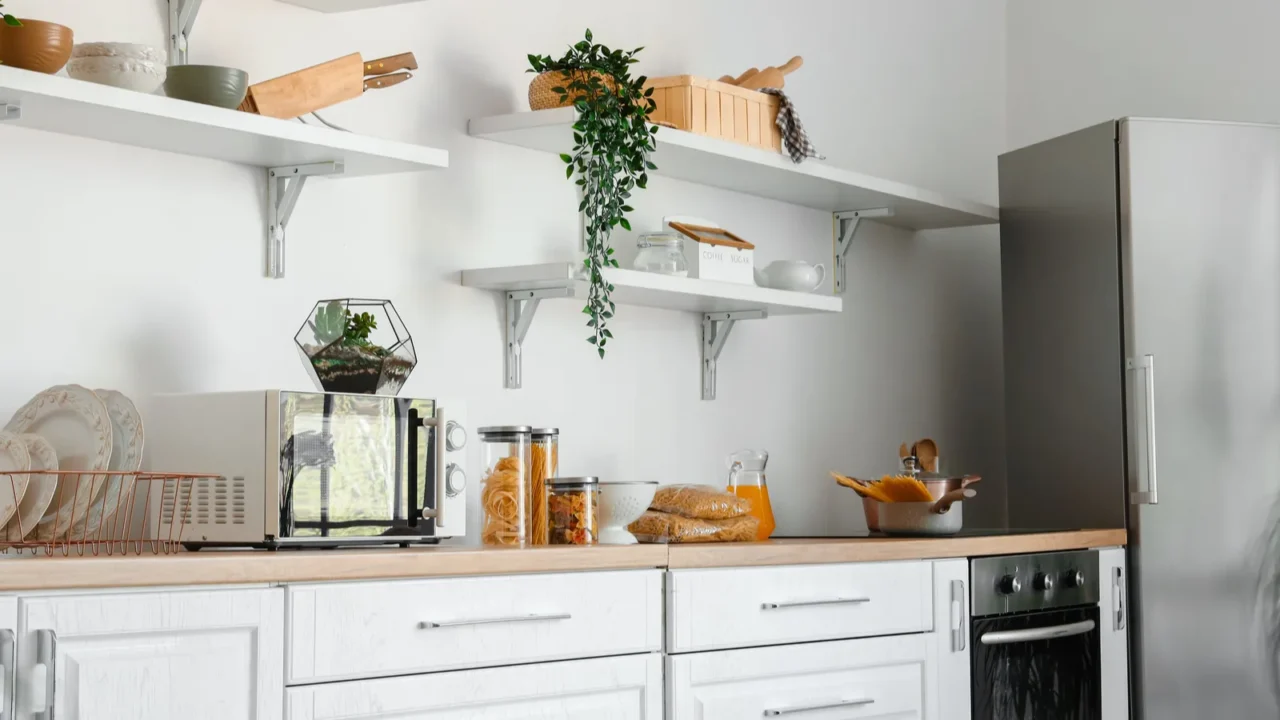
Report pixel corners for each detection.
[163,65,248,109]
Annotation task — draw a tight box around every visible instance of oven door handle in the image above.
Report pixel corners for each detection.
[979,619,1096,645]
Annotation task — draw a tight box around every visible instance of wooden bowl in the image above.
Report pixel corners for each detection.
[0,19,74,74]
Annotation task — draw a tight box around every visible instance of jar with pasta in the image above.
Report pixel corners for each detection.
[529,428,559,545]
[548,476,599,545]
[478,426,531,546]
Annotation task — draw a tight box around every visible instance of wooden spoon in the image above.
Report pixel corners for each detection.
[717,68,759,85]
[915,438,939,473]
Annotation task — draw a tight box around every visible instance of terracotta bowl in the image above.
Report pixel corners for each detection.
[0,20,74,74]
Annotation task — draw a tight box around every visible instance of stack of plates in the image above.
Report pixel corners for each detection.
[0,384,145,542]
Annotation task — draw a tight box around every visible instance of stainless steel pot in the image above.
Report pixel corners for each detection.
[877,488,973,536]
[858,464,981,532]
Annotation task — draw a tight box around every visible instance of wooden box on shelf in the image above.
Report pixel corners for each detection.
[644,75,782,153]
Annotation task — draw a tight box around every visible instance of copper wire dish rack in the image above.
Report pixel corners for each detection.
[0,470,206,556]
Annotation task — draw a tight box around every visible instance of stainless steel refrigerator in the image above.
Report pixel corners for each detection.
[1000,117,1280,719]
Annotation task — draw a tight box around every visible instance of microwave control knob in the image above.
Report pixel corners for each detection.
[445,421,467,452]
[445,463,466,497]
[997,574,1022,595]
[1033,572,1055,592]
[1062,569,1086,589]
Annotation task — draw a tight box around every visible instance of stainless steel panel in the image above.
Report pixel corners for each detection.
[999,121,1129,530]
[971,550,1099,617]
[1120,118,1280,719]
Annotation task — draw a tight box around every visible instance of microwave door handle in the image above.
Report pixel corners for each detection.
[419,408,446,529]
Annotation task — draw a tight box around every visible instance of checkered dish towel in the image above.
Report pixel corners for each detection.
[760,88,823,164]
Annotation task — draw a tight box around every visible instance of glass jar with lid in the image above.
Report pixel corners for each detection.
[548,476,600,545]
[478,426,531,546]
[529,428,560,545]
[633,232,688,277]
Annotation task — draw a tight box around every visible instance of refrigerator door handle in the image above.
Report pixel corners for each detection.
[1130,354,1159,505]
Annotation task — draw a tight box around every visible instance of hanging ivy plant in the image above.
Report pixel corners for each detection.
[0,2,21,27]
[528,29,658,358]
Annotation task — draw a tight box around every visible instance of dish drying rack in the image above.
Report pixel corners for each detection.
[1,470,209,556]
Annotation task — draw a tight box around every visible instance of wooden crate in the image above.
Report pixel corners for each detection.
[644,75,782,153]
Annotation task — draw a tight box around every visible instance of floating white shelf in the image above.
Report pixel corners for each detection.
[0,66,448,176]
[468,107,998,229]
[462,262,840,399]
[278,0,428,10]
[461,263,842,316]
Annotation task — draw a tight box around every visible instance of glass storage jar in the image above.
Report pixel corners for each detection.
[478,426,532,546]
[529,428,560,545]
[633,232,688,277]
[548,476,600,545]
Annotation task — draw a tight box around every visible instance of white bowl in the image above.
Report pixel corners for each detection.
[67,56,166,94]
[598,481,658,545]
[72,42,165,64]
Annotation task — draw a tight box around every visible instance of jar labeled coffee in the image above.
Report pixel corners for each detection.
[478,426,532,546]
[548,476,599,545]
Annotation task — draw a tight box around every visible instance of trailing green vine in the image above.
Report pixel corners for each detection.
[528,29,657,358]
[0,2,21,27]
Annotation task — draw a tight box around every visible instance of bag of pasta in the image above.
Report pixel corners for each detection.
[649,484,751,520]
[628,510,759,543]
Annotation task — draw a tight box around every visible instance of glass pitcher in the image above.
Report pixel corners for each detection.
[727,449,776,540]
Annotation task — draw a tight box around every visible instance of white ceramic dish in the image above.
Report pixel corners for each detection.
[71,42,166,63]
[71,389,144,538]
[755,260,827,293]
[67,55,166,94]
[5,434,58,541]
[598,481,658,545]
[0,431,31,532]
[5,384,113,539]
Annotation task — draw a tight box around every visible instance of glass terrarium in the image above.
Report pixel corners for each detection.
[294,299,417,395]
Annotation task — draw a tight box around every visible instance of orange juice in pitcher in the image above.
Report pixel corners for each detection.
[727,449,775,540]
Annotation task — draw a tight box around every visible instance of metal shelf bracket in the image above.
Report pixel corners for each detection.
[833,208,894,293]
[505,287,574,389]
[0,103,19,122]
[267,161,345,279]
[167,0,203,66]
[701,310,767,401]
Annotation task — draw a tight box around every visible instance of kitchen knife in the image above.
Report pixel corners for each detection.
[364,71,412,91]
[364,52,418,77]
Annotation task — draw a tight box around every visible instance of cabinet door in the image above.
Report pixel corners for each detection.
[933,559,970,719]
[16,587,284,720]
[2,597,15,720]
[1099,547,1129,720]
[668,634,934,719]
[286,653,662,719]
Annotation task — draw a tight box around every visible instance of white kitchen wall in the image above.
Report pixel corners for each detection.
[0,0,1007,536]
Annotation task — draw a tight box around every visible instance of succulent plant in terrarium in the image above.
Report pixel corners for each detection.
[295,299,416,395]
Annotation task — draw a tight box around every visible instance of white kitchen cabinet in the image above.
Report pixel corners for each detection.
[2,597,15,720]
[667,634,937,719]
[1099,547,1129,720]
[286,653,662,719]
[15,587,284,720]
[932,559,971,719]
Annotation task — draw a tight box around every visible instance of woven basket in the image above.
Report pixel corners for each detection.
[528,70,617,111]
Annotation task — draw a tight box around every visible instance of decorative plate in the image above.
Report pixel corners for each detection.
[5,384,113,540]
[71,389,145,538]
[5,434,58,541]
[0,431,31,532]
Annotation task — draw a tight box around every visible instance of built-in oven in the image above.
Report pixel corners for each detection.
[971,550,1102,719]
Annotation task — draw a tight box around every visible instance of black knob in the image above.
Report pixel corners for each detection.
[998,574,1022,595]
[1062,570,1085,589]
[1033,572,1055,592]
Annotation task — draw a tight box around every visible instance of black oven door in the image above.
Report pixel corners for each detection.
[971,605,1101,720]
[278,391,438,543]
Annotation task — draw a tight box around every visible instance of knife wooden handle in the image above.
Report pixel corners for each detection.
[364,52,418,76]
[364,71,412,91]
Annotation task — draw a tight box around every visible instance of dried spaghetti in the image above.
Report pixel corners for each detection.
[482,455,527,545]
[529,441,557,545]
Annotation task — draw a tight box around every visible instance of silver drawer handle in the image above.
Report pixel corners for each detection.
[980,619,1095,645]
[764,698,875,716]
[418,612,571,629]
[32,629,56,720]
[761,597,870,610]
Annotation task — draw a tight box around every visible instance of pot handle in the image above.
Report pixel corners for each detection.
[811,264,826,292]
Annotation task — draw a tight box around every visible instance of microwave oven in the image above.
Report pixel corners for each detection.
[147,390,468,549]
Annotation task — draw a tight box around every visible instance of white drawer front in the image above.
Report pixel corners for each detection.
[668,634,934,720]
[287,569,663,684]
[668,561,933,652]
[287,653,663,719]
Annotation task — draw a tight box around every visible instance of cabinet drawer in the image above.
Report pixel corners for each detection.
[287,653,663,719]
[286,569,663,683]
[667,634,933,719]
[667,561,932,652]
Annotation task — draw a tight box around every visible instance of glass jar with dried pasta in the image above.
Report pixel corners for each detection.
[478,426,531,546]
[529,428,559,545]
[548,476,600,545]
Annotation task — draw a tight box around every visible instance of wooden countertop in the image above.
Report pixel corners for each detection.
[0,530,1125,591]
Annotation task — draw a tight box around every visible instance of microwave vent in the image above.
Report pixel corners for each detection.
[161,476,246,526]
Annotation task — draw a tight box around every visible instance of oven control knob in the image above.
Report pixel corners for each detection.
[1033,572,1055,592]
[445,421,467,452]
[446,463,466,497]
[998,574,1022,595]
[1062,569,1086,589]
